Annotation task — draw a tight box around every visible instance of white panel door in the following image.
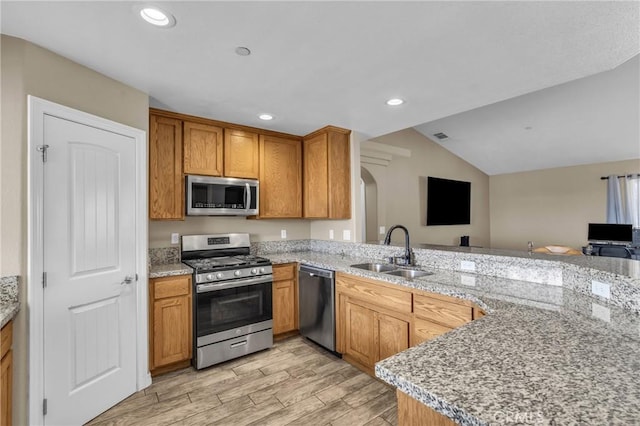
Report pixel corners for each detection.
[43,114,137,425]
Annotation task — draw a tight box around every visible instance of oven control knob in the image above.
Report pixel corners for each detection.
[251,268,258,275]
[259,267,265,273]
[216,273,223,279]
[234,270,241,277]
[206,274,214,281]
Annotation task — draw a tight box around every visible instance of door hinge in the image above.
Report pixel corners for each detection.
[36,144,50,162]
[43,398,47,415]
[135,273,139,282]
[42,272,47,288]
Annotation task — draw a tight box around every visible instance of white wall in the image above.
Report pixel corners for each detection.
[0,35,149,426]
[490,159,640,250]
[367,128,491,247]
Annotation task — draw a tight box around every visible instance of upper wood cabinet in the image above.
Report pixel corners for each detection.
[149,114,183,220]
[183,122,223,176]
[224,129,260,179]
[259,135,302,218]
[303,126,351,219]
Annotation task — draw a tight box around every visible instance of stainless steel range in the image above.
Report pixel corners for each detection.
[181,233,273,370]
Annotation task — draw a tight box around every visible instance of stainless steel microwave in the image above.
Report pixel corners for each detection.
[186,175,259,216]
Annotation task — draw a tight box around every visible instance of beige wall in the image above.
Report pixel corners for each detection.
[0,35,149,425]
[490,159,640,250]
[369,128,491,247]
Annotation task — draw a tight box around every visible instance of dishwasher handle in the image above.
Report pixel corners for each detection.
[299,264,334,279]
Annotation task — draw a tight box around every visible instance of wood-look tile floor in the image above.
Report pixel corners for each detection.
[86,336,398,426]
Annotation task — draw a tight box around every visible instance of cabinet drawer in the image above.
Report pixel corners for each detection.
[413,318,452,345]
[337,274,412,314]
[413,294,472,328]
[153,276,191,300]
[273,263,296,281]
[1,321,12,359]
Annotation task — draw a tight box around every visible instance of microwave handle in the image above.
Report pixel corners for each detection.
[245,183,251,213]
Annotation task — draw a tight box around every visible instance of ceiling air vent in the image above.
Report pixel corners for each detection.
[433,132,449,140]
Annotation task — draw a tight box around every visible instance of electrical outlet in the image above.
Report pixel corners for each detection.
[379,226,386,235]
[343,230,351,241]
[171,233,179,244]
[591,280,611,299]
[460,275,476,286]
[460,260,476,272]
[280,229,287,239]
[329,229,334,240]
[591,303,611,322]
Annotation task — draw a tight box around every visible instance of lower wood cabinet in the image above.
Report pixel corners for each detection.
[149,275,192,375]
[1,320,13,426]
[336,272,481,375]
[272,263,298,336]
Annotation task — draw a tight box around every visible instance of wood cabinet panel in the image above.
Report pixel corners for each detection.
[149,276,192,373]
[149,114,183,220]
[302,133,329,218]
[259,135,302,218]
[0,321,12,359]
[397,390,457,426]
[412,318,453,346]
[414,293,472,328]
[183,122,223,176]
[302,127,351,219]
[345,300,377,368]
[377,313,409,361]
[1,349,12,426]
[272,263,298,336]
[224,129,259,179]
[336,273,412,314]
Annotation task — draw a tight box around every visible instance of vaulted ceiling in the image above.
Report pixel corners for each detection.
[2,1,638,173]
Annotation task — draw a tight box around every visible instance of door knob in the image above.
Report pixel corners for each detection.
[121,275,134,285]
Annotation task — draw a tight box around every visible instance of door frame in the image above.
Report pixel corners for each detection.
[27,96,151,424]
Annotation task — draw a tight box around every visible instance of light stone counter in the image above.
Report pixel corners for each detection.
[260,249,640,425]
[0,276,20,328]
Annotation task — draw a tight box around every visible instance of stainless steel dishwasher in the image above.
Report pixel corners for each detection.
[298,264,335,352]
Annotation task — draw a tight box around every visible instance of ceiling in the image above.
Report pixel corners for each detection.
[2,1,639,172]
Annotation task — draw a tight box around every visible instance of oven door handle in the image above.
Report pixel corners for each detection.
[196,274,273,293]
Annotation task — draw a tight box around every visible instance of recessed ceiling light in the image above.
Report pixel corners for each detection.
[138,6,176,28]
[258,114,274,121]
[235,47,251,56]
[386,98,404,106]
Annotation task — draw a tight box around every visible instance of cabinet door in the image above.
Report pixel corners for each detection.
[327,129,351,219]
[153,294,191,368]
[259,135,302,218]
[376,312,409,361]
[149,114,183,220]
[224,129,259,179]
[303,133,329,218]
[183,121,223,176]
[1,350,12,426]
[273,280,296,335]
[344,300,377,369]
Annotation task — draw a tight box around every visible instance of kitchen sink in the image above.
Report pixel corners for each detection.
[385,269,433,279]
[350,263,397,272]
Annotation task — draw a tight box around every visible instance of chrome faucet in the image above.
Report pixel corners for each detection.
[383,225,412,266]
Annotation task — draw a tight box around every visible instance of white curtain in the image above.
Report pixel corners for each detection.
[626,175,640,228]
[606,175,625,223]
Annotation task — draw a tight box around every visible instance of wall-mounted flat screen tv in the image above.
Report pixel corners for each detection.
[587,223,633,243]
[427,177,471,226]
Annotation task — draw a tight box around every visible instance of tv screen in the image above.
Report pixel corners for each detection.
[588,223,633,243]
[427,177,471,226]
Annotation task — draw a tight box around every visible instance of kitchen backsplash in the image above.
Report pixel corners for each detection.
[149,247,180,266]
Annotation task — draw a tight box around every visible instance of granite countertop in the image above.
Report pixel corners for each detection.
[1,276,20,328]
[264,251,640,425]
[149,263,193,279]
